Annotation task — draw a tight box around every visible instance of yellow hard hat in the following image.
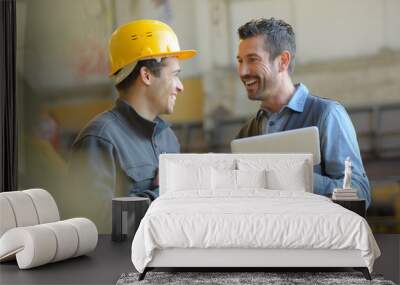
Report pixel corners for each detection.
[108,19,197,77]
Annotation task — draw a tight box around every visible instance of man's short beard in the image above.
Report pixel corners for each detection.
[247,89,269,101]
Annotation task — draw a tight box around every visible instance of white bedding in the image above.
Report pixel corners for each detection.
[131,190,380,273]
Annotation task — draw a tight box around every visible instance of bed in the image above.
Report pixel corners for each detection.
[131,153,380,280]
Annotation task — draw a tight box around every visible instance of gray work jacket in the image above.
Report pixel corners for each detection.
[66,99,179,232]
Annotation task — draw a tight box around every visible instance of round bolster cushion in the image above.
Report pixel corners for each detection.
[0,191,40,229]
[0,218,98,269]
[23,189,60,224]
[0,196,17,237]
[0,189,60,237]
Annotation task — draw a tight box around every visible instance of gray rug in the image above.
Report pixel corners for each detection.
[116,271,396,285]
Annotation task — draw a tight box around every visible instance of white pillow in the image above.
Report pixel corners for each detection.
[237,158,308,191]
[212,169,267,191]
[236,169,267,189]
[212,169,237,190]
[167,162,212,192]
[266,163,307,191]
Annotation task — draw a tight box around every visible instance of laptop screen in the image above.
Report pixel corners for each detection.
[231,126,321,165]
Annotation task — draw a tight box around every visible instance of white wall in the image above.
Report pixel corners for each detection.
[227,0,400,67]
[384,0,400,49]
[18,0,400,95]
[21,0,113,91]
[295,0,384,63]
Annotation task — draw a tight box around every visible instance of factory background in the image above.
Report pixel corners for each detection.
[14,0,400,233]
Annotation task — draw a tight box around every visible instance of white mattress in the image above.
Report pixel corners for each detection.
[131,190,380,273]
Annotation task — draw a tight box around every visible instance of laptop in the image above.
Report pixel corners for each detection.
[231,126,321,165]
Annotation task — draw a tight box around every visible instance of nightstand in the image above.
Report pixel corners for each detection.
[332,198,366,217]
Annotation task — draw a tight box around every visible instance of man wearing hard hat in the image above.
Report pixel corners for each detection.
[66,20,196,233]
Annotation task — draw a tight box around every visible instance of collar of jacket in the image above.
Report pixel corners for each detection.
[114,98,171,136]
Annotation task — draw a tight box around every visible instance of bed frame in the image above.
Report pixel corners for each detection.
[137,154,373,281]
[138,248,371,280]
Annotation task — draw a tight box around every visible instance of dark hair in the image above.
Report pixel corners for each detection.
[238,18,296,73]
[115,58,167,92]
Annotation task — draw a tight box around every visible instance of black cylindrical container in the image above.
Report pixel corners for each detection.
[112,197,150,242]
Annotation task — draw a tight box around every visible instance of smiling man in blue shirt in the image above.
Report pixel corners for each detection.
[235,18,370,207]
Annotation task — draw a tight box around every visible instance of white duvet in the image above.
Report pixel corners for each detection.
[131,190,380,273]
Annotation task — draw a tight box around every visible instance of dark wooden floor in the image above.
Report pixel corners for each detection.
[373,234,400,284]
[0,234,399,285]
[0,236,133,285]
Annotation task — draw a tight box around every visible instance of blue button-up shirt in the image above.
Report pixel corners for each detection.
[237,83,371,207]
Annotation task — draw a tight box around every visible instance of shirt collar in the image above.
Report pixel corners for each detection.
[256,83,309,120]
[114,98,171,134]
[286,83,309,112]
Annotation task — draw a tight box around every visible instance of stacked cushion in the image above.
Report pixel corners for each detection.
[0,189,97,269]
